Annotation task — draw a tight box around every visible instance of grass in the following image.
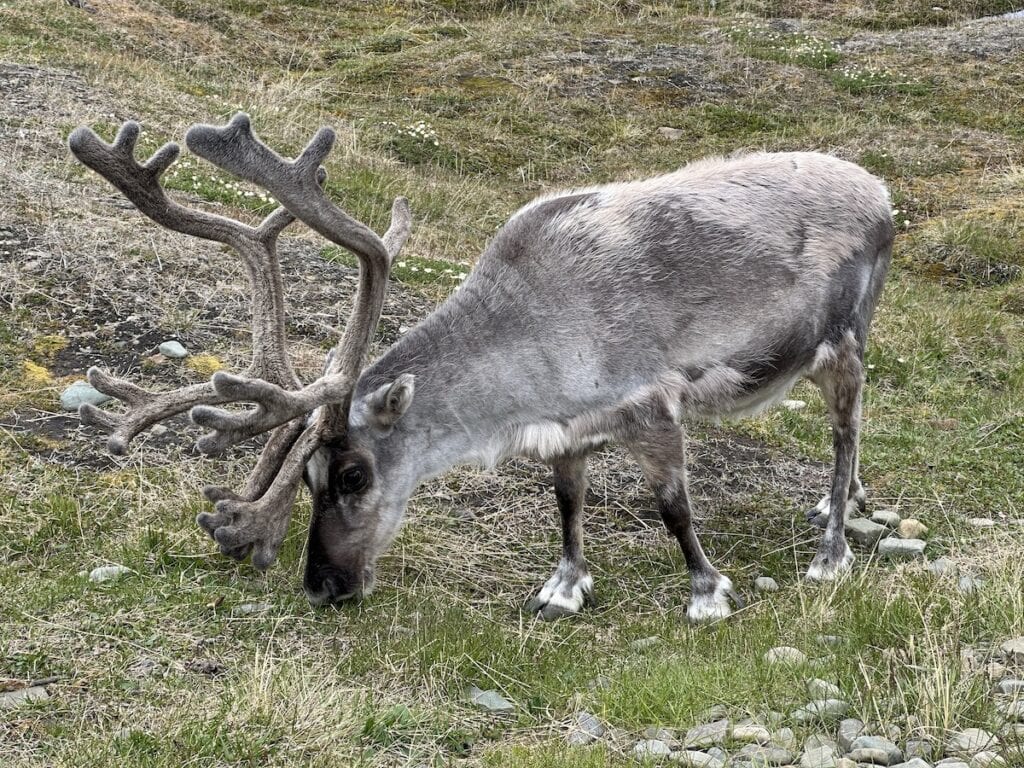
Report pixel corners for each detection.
[1,1,1023,766]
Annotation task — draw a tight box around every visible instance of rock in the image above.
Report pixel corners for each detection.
[838,719,865,752]
[928,557,956,577]
[643,727,679,747]
[998,722,1024,742]
[755,577,780,593]
[88,564,131,582]
[935,761,971,768]
[567,711,604,745]
[996,679,1024,695]
[1001,637,1024,663]
[967,517,995,528]
[706,747,727,761]
[804,735,837,751]
[791,699,850,723]
[467,686,513,712]
[871,510,901,528]
[158,340,188,358]
[848,734,902,765]
[970,753,1005,768]
[957,575,985,594]
[835,760,857,768]
[634,738,672,758]
[765,646,807,665]
[806,678,842,700]
[845,518,889,547]
[891,760,932,768]
[587,674,612,690]
[800,744,839,768]
[128,657,160,677]
[781,399,807,411]
[684,719,730,748]
[898,519,929,539]
[736,744,793,765]
[732,722,772,744]
[231,602,272,615]
[657,127,684,141]
[773,726,797,750]
[818,635,844,647]
[673,750,725,768]
[997,699,1023,721]
[904,739,934,760]
[878,538,926,559]
[945,728,997,755]
[60,380,111,411]
[632,636,660,650]
[0,685,49,710]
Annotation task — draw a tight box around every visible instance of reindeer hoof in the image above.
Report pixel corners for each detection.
[806,544,855,582]
[687,576,736,624]
[527,562,593,620]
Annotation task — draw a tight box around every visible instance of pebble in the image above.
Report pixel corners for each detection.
[848,734,902,765]
[996,679,1024,695]
[587,674,612,690]
[904,739,934,760]
[158,340,188,358]
[684,718,730,748]
[845,518,889,547]
[781,399,807,411]
[657,127,684,141]
[997,699,1023,721]
[467,686,513,712]
[773,726,796,750]
[1001,637,1024,663]
[88,564,131,582]
[0,685,49,710]
[60,380,112,411]
[736,744,793,765]
[835,760,857,768]
[643,726,678,747]
[231,602,272,615]
[935,761,971,768]
[632,636,660,650]
[945,728,997,755]
[998,722,1024,741]
[871,510,901,528]
[566,711,604,745]
[633,738,672,758]
[755,577,780,593]
[732,722,772,744]
[765,646,807,665]
[891,760,932,768]
[970,753,1005,768]
[806,678,842,700]
[878,538,926,559]
[837,718,865,752]
[967,517,996,528]
[790,699,850,723]
[928,557,956,577]
[673,750,725,768]
[800,745,839,768]
[818,635,844,647]
[898,519,928,539]
[957,575,985,594]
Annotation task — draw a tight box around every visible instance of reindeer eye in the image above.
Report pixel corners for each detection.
[337,465,369,494]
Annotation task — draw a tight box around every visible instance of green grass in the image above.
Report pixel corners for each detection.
[1,1,1023,766]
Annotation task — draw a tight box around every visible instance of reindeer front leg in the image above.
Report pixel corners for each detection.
[526,454,594,620]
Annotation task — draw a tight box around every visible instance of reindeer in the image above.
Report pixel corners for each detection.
[68,114,892,622]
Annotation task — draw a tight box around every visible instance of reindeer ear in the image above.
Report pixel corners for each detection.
[366,374,415,429]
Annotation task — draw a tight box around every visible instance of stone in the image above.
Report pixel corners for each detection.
[849,734,902,765]
[898,519,929,539]
[800,745,839,768]
[765,646,807,665]
[587,674,612,690]
[467,686,513,712]
[835,760,857,768]
[781,399,807,411]
[957,575,985,594]
[88,564,131,582]
[904,739,934,760]
[967,517,995,528]
[632,636,660,649]
[928,557,956,577]
[845,518,889,547]
[0,685,49,710]
[996,679,1024,695]
[806,678,842,700]
[945,729,997,755]
[804,735,837,751]
[684,719,730,748]
[657,127,684,141]
[890,760,931,768]
[158,340,188,358]
[1001,637,1024,663]
[231,602,272,615]
[567,711,604,745]
[732,723,772,744]
[791,699,850,723]
[838,719,865,752]
[634,738,672,758]
[644,727,679,747]
[60,380,111,411]
[997,699,1024,721]
[985,661,1007,681]
[755,577,780,593]
[736,744,793,766]
[878,538,926,559]
[773,726,797,750]
[935,761,971,768]
[871,510,901,528]
[970,753,1005,768]
[672,750,725,768]
[998,722,1024,742]
[818,635,844,647]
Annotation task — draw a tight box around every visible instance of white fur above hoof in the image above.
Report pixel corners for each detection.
[805,545,855,582]
[527,562,592,621]
[687,577,735,624]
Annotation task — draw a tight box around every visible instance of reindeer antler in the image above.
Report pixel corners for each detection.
[69,116,413,569]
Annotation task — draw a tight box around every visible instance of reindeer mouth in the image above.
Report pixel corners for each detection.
[304,565,375,606]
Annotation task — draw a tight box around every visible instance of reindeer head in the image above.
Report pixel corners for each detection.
[68,114,413,594]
